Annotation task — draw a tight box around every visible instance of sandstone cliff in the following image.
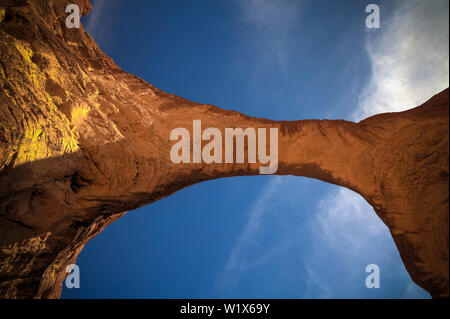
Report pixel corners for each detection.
[0,0,448,298]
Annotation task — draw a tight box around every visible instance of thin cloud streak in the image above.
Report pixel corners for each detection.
[217,176,283,293]
[235,0,304,72]
[83,0,109,43]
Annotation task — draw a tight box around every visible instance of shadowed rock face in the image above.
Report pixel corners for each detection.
[0,0,448,299]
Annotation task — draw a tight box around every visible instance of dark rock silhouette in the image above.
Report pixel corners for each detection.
[0,0,448,298]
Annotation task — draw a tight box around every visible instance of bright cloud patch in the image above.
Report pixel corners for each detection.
[354,0,449,120]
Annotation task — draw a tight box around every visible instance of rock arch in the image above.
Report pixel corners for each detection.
[0,0,448,298]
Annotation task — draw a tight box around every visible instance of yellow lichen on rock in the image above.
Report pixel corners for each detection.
[0,8,5,23]
[15,122,49,165]
[14,114,80,166]
[14,41,33,63]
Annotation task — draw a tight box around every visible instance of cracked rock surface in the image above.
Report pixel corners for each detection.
[0,0,448,298]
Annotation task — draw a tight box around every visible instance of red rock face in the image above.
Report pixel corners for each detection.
[0,0,448,298]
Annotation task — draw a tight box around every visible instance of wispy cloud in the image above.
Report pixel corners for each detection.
[303,264,333,298]
[235,0,304,72]
[217,178,429,298]
[353,0,449,120]
[315,188,385,251]
[304,188,429,298]
[83,0,111,44]
[217,176,283,293]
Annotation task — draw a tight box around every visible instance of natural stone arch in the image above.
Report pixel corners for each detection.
[0,0,448,298]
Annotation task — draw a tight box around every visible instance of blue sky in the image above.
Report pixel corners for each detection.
[62,0,448,298]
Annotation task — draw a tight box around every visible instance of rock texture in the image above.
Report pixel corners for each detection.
[0,0,448,298]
